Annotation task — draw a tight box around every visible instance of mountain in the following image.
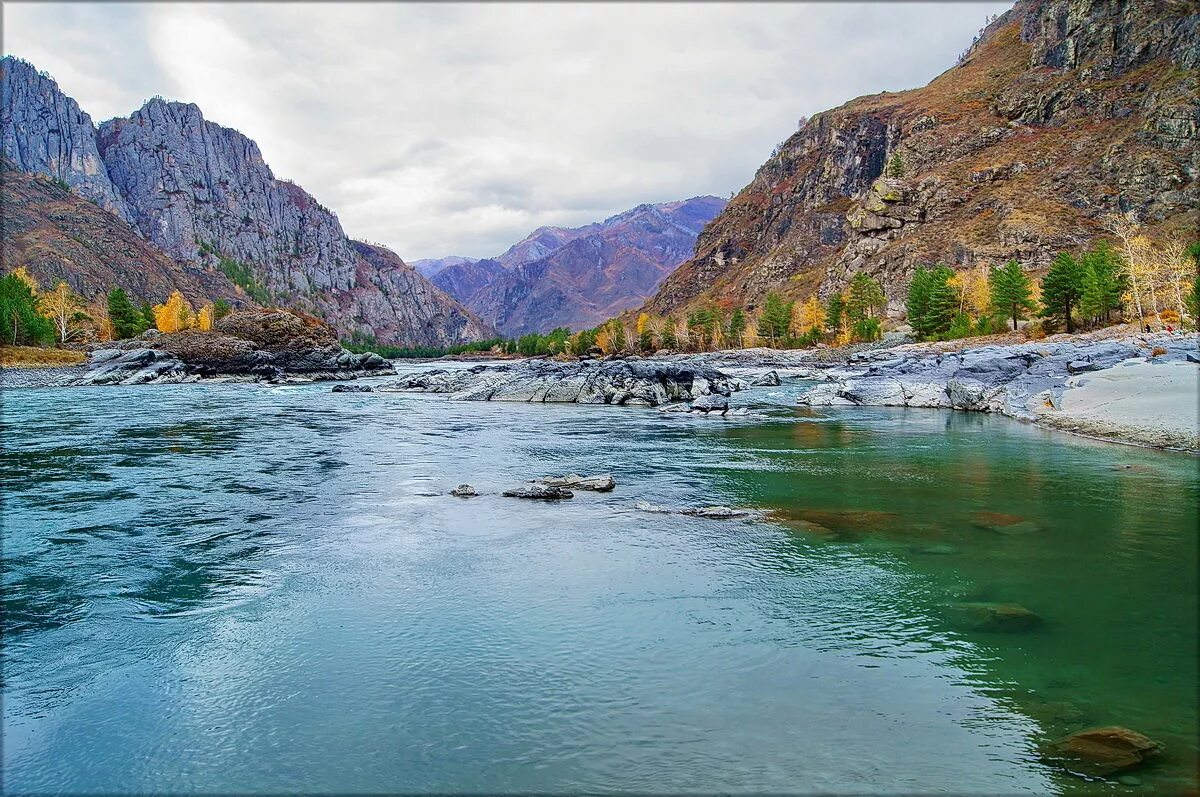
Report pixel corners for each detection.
[0,56,490,347]
[1,158,242,307]
[642,0,1198,320]
[410,256,479,278]
[431,196,726,336]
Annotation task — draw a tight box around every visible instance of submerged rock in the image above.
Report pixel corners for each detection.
[1048,726,1163,776]
[450,484,477,497]
[502,484,574,500]
[332,384,374,393]
[680,506,753,519]
[952,602,1043,632]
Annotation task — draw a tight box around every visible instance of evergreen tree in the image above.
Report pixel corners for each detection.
[1040,252,1088,333]
[907,265,957,339]
[140,303,156,329]
[107,288,148,339]
[0,272,54,345]
[757,293,793,346]
[1079,241,1128,325]
[988,260,1037,331]
[213,298,233,320]
[886,152,904,178]
[824,293,846,338]
[659,318,677,350]
[846,272,886,341]
[727,308,746,347]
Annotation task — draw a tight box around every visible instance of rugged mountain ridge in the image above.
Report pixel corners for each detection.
[433,196,726,335]
[0,56,489,347]
[644,0,1198,319]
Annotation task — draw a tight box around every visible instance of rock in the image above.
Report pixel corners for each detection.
[1048,726,1163,776]
[971,511,1041,536]
[952,602,1043,632]
[332,384,373,393]
[633,500,674,513]
[538,474,616,492]
[690,394,729,413]
[1116,774,1142,786]
[680,506,753,519]
[450,484,477,497]
[750,370,782,386]
[502,484,574,500]
[917,543,956,555]
[379,359,737,408]
[1068,358,1103,373]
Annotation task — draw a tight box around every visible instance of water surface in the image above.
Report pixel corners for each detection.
[3,369,1196,793]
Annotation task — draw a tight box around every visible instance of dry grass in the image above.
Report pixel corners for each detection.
[0,345,87,368]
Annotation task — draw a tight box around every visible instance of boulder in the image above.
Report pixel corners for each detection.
[450,484,477,497]
[538,474,616,492]
[690,394,729,413]
[502,484,574,500]
[332,384,373,393]
[1048,726,1163,776]
[680,506,753,519]
[751,370,782,387]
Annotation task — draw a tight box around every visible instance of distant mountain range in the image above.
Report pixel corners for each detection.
[422,196,726,336]
[1,56,489,347]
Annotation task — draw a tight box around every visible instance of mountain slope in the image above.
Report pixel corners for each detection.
[644,0,1198,319]
[411,256,479,278]
[1,56,489,347]
[435,197,726,335]
[0,158,242,307]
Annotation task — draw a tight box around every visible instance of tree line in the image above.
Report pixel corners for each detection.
[0,267,232,347]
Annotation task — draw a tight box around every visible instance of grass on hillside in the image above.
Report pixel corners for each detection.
[0,345,87,368]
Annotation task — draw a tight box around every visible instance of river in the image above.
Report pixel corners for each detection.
[3,365,1196,793]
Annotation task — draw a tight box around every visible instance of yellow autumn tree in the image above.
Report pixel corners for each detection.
[40,281,89,344]
[795,296,824,335]
[11,266,40,294]
[153,290,194,333]
[197,303,215,331]
[951,264,991,317]
[1102,211,1146,327]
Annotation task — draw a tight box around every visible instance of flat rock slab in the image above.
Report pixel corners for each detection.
[952,602,1043,632]
[537,474,616,492]
[502,484,574,500]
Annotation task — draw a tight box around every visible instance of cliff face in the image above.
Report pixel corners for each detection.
[435,197,726,335]
[1,57,486,348]
[645,0,1198,318]
[0,158,243,307]
[0,58,131,222]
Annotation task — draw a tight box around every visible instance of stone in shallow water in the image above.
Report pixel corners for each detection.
[332,384,373,392]
[680,506,753,519]
[1048,726,1163,777]
[952,601,1043,632]
[450,484,477,497]
[502,484,573,500]
[538,474,616,492]
[970,510,1041,535]
[751,370,782,386]
[917,543,956,555]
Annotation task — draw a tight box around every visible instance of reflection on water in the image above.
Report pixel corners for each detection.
[2,375,1196,794]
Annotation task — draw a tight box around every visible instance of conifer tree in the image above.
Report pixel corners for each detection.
[988,260,1036,331]
[727,308,746,347]
[107,288,148,339]
[1079,242,1128,325]
[1040,252,1088,333]
[757,293,793,346]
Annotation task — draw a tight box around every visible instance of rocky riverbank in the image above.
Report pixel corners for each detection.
[2,309,393,388]
[377,357,739,406]
[792,330,1198,451]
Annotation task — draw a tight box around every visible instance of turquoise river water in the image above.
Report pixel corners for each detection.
[2,365,1197,794]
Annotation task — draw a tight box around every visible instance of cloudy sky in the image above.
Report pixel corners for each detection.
[5,1,1009,260]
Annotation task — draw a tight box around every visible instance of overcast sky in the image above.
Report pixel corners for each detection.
[5,1,1009,260]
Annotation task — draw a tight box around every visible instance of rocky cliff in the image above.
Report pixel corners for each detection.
[1,56,487,348]
[644,0,1198,318]
[434,197,726,335]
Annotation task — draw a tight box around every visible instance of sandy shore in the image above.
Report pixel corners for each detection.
[1036,361,1200,451]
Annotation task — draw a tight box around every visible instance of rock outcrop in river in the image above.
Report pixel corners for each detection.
[74,309,390,385]
[378,358,739,406]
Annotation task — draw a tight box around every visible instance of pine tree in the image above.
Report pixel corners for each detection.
[107,288,148,339]
[886,152,904,178]
[907,266,957,339]
[1040,252,1088,333]
[757,293,793,346]
[846,272,886,341]
[0,272,54,345]
[988,260,1036,331]
[1079,242,1128,325]
[727,308,746,347]
[824,293,846,339]
[213,298,232,320]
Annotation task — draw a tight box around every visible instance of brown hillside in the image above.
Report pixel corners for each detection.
[0,159,244,307]
[645,0,1198,318]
